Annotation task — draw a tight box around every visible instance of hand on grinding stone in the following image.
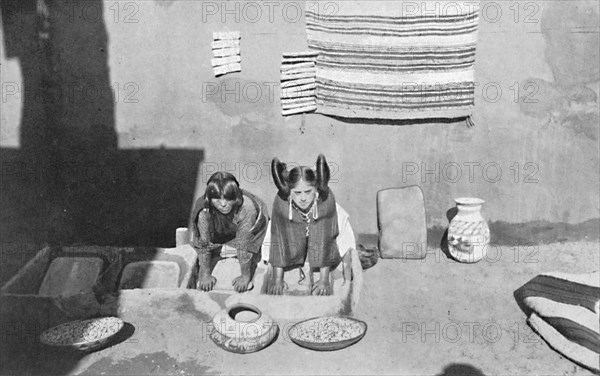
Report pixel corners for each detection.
[267,280,286,295]
[197,275,217,292]
[312,279,332,296]
[232,275,253,293]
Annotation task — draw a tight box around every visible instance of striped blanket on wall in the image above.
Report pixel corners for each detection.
[515,271,600,372]
[306,1,479,121]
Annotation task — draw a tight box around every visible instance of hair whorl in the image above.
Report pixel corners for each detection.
[271,157,289,198]
[316,154,330,200]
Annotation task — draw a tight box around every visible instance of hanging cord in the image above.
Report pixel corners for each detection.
[466,116,476,128]
[298,267,306,284]
[308,265,314,295]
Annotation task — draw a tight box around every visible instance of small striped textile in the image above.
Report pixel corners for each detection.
[280,52,318,116]
[212,32,241,77]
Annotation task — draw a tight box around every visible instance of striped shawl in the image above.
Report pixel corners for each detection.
[306,1,479,121]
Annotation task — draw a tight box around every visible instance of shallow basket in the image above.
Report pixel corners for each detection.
[40,317,124,352]
[288,316,367,351]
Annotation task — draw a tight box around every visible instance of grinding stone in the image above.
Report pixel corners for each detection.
[38,257,104,296]
[377,186,427,259]
[119,261,180,289]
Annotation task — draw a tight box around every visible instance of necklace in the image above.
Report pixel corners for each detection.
[292,201,316,237]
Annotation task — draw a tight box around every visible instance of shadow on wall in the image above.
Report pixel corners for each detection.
[520,1,599,141]
[0,1,202,276]
[1,2,203,374]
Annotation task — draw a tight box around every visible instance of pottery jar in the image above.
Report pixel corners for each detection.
[447,197,490,263]
[210,303,278,353]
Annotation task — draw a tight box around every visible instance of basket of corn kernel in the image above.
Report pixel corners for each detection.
[288,316,367,351]
[40,317,124,352]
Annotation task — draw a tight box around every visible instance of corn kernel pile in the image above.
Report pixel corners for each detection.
[291,316,365,343]
[40,317,123,346]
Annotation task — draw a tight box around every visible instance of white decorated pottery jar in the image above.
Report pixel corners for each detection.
[447,197,490,263]
[210,303,278,354]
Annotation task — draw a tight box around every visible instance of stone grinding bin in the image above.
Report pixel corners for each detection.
[0,245,198,331]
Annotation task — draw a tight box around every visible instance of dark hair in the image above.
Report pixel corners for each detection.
[204,172,244,211]
[271,154,330,200]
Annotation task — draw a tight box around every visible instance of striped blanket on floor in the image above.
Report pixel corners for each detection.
[306,1,479,121]
[515,271,600,373]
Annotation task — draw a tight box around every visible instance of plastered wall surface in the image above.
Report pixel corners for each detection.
[1,0,598,236]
